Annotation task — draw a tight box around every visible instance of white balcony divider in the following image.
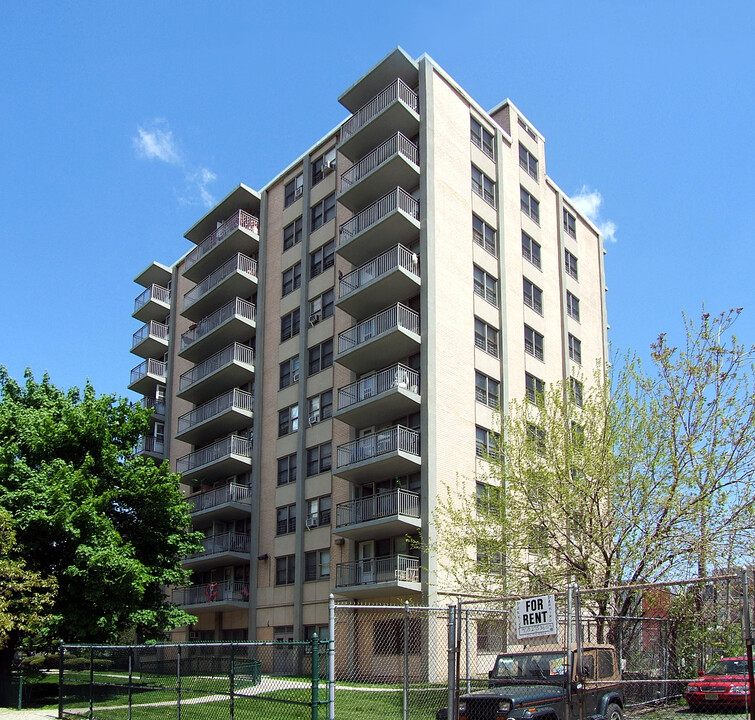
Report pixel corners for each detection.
[130,358,167,385]
[180,298,256,350]
[176,435,253,474]
[177,389,253,435]
[337,303,420,355]
[185,482,251,512]
[340,79,419,142]
[340,132,419,190]
[337,363,419,410]
[335,489,420,527]
[336,425,420,468]
[183,253,257,310]
[187,531,250,558]
[335,553,419,587]
[134,284,170,313]
[339,187,419,244]
[179,343,254,393]
[172,581,250,605]
[338,245,419,299]
[135,435,164,455]
[132,320,169,348]
[184,210,260,271]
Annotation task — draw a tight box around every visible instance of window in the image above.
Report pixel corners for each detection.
[518,116,538,142]
[563,208,577,239]
[523,278,543,314]
[276,504,297,535]
[283,217,303,251]
[471,118,495,159]
[304,624,330,643]
[524,325,544,361]
[521,231,541,269]
[476,481,500,515]
[310,193,336,231]
[312,148,336,185]
[306,443,332,476]
[475,371,500,408]
[519,143,538,180]
[284,174,303,207]
[571,422,585,448]
[277,453,297,486]
[373,618,421,655]
[565,249,579,280]
[308,339,333,375]
[309,289,334,323]
[525,373,545,404]
[280,308,301,342]
[477,619,506,652]
[567,292,580,321]
[520,187,540,223]
[570,378,584,407]
[278,404,299,436]
[307,390,333,424]
[304,550,331,581]
[306,496,332,528]
[527,424,547,454]
[279,356,300,389]
[275,555,296,585]
[310,240,335,278]
[568,334,582,364]
[476,426,499,460]
[282,262,302,296]
[473,215,497,256]
[472,165,496,206]
[473,265,498,307]
[474,318,499,358]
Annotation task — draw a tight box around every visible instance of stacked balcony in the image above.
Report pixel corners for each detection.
[128,358,167,395]
[133,284,170,323]
[334,554,420,599]
[172,581,250,610]
[175,388,253,445]
[183,531,250,571]
[335,489,420,541]
[182,253,258,322]
[138,396,166,420]
[131,320,169,358]
[184,481,252,524]
[179,298,256,363]
[177,343,254,404]
[135,435,165,459]
[335,425,421,484]
[176,435,253,484]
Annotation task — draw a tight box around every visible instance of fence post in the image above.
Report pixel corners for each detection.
[742,567,754,720]
[464,607,471,695]
[311,632,320,720]
[177,643,182,720]
[403,600,409,720]
[328,594,335,720]
[447,603,457,720]
[128,646,133,720]
[230,641,235,720]
[58,640,64,720]
[89,646,94,720]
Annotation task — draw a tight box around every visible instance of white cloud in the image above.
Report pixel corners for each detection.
[132,120,180,164]
[571,186,618,243]
[193,167,217,209]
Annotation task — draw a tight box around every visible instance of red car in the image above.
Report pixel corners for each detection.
[684,657,751,710]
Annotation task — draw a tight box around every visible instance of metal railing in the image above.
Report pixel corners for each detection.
[133,283,170,314]
[335,553,419,587]
[336,425,420,468]
[180,298,256,350]
[183,253,257,311]
[187,531,250,557]
[138,396,166,415]
[179,343,254,393]
[171,581,250,605]
[135,435,165,455]
[131,320,169,349]
[340,78,419,142]
[129,358,167,385]
[176,434,253,475]
[177,388,253,435]
[184,209,260,272]
[336,489,420,527]
[340,132,419,190]
[337,303,420,355]
[185,482,251,512]
[339,187,419,244]
[337,363,419,411]
[338,244,419,299]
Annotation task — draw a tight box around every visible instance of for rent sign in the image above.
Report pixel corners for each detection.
[515,595,558,639]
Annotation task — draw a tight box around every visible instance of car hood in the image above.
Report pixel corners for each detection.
[692,675,748,685]
[462,684,567,704]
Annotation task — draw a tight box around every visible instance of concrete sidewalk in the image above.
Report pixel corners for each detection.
[0,710,60,719]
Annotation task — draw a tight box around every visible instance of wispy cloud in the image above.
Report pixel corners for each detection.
[184,167,217,209]
[571,186,618,243]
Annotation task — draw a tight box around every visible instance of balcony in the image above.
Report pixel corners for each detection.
[131,320,169,359]
[184,210,260,283]
[335,554,420,599]
[176,435,253,484]
[185,482,251,524]
[337,188,419,266]
[337,244,420,318]
[128,358,167,395]
[177,343,254,405]
[182,253,258,322]
[135,435,165,459]
[179,298,256,363]
[339,78,419,161]
[335,425,421,484]
[175,388,253,445]
[335,363,420,428]
[138,396,166,419]
[335,490,420,542]
[172,582,250,611]
[133,284,171,323]
[183,531,250,571]
[339,132,420,212]
[336,304,420,375]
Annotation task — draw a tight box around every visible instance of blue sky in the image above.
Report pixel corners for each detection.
[1,1,753,396]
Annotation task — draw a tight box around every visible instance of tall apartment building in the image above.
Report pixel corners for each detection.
[128,48,608,646]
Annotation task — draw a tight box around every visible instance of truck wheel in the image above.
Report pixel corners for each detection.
[606,703,623,720]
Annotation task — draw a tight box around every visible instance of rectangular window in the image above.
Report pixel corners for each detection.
[309,289,334,323]
[307,390,333,424]
[308,339,333,376]
[280,308,301,342]
[275,555,296,585]
[282,263,302,296]
[568,334,582,364]
[306,496,332,528]
[473,265,498,306]
[520,187,540,223]
[518,116,538,142]
[563,208,577,238]
[524,325,544,361]
[306,443,332,477]
[283,217,303,251]
[477,619,506,652]
[527,424,547,454]
[525,372,545,404]
[278,404,299,437]
[470,118,495,159]
[565,249,579,280]
[310,240,335,278]
[277,453,297,486]
[518,143,538,181]
[310,193,336,232]
[523,278,543,314]
[279,356,300,389]
[276,504,297,535]
[566,291,580,321]
[472,165,496,207]
[475,371,500,408]
[284,174,303,207]
[476,426,499,460]
[373,618,421,655]
[474,318,499,358]
[472,215,497,257]
[570,378,584,407]
[521,231,541,269]
[312,148,336,186]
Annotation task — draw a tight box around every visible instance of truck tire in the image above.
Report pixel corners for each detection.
[605,703,623,720]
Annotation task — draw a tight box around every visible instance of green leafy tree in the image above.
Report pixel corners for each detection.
[0,368,202,677]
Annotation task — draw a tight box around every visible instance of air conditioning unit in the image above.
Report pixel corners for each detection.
[323,158,336,174]
[292,369,299,383]
[306,514,319,529]
[309,411,321,426]
[309,311,322,326]
[294,185,303,199]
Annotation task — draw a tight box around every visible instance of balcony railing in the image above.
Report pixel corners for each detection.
[186,482,251,513]
[336,489,420,528]
[130,359,167,386]
[187,531,249,558]
[339,188,419,244]
[183,253,257,311]
[180,298,256,351]
[139,396,166,416]
[135,435,165,455]
[338,245,419,300]
[335,554,419,587]
[337,364,419,411]
[134,284,170,314]
[177,389,253,436]
[184,210,260,272]
[340,79,419,142]
[337,304,419,355]
[172,582,250,606]
[179,343,254,393]
[336,425,420,469]
[340,132,419,190]
[132,320,169,349]
[176,435,253,475]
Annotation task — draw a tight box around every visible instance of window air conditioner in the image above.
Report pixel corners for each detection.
[306,514,319,529]
[309,311,322,326]
[309,411,321,426]
[323,159,336,174]
[294,185,303,199]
